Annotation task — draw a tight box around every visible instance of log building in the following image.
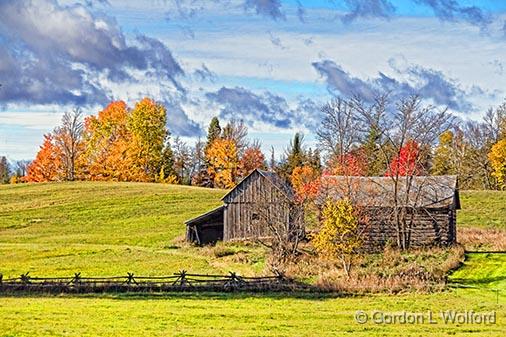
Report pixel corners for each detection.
[185,171,460,250]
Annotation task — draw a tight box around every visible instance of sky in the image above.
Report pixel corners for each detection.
[1,0,506,161]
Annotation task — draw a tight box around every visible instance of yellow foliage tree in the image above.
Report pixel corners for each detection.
[128,98,168,182]
[489,139,506,190]
[205,138,239,189]
[312,198,363,277]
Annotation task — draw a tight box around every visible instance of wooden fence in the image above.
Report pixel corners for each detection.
[0,271,309,293]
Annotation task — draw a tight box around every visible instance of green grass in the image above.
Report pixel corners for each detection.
[458,190,506,229]
[0,289,504,337]
[450,253,506,290]
[0,182,266,277]
[0,183,505,336]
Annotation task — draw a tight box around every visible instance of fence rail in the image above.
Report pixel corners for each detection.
[0,271,308,293]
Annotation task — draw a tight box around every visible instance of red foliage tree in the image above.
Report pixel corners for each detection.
[330,149,367,176]
[386,140,421,176]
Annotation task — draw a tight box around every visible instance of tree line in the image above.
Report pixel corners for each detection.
[0,94,505,191]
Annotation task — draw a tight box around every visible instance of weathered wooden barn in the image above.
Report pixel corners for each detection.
[185,171,460,249]
[185,169,296,245]
[317,175,460,250]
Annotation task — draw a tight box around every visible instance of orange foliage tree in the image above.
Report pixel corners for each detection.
[238,146,265,178]
[291,165,321,203]
[26,134,63,182]
[329,149,367,176]
[205,138,239,188]
[80,101,132,181]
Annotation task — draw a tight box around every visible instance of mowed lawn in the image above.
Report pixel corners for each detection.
[0,183,505,336]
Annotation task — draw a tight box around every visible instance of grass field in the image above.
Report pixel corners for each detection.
[0,182,505,336]
[459,190,506,229]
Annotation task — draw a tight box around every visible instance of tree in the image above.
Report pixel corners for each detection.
[26,134,63,182]
[329,149,367,177]
[172,136,191,184]
[128,98,168,181]
[81,101,132,181]
[279,133,306,179]
[222,119,249,156]
[205,138,239,188]
[342,94,453,249]
[206,117,222,148]
[0,156,10,184]
[317,98,364,160]
[291,165,321,202]
[53,108,84,181]
[385,140,421,177]
[238,143,265,178]
[489,139,506,190]
[312,198,363,277]
[432,130,455,175]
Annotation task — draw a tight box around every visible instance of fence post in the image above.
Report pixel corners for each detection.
[72,272,81,286]
[126,272,137,285]
[20,272,30,284]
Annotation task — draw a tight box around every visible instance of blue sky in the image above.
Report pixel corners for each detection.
[1,0,506,160]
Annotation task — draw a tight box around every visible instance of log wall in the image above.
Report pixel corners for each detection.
[360,207,457,251]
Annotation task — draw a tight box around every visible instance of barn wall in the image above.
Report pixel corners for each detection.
[223,171,291,241]
[360,207,455,251]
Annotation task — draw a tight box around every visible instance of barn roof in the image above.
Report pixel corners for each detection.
[318,175,460,209]
[185,205,224,226]
[221,169,294,202]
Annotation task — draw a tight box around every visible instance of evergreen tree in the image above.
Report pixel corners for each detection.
[206,117,221,148]
[0,156,11,184]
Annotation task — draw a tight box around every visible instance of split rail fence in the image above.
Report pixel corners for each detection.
[0,271,308,293]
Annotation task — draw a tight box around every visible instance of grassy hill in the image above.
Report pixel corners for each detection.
[0,182,267,278]
[0,182,505,337]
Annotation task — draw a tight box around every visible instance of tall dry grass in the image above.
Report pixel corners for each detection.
[458,227,506,251]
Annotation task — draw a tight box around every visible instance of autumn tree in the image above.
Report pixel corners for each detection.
[53,108,84,181]
[312,198,363,277]
[329,149,367,176]
[385,140,422,177]
[238,142,266,178]
[81,101,131,181]
[205,138,239,188]
[291,165,321,202]
[358,95,453,249]
[432,130,456,175]
[489,139,506,190]
[26,134,63,182]
[128,98,169,181]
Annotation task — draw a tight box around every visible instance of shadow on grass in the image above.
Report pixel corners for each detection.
[450,275,506,286]
[0,290,365,301]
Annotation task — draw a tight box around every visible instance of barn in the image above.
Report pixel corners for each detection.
[185,171,460,249]
[185,169,296,245]
[317,175,460,250]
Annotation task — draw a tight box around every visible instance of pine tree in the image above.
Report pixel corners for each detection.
[206,117,221,148]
